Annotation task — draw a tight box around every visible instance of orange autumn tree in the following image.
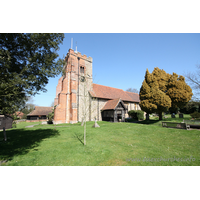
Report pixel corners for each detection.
[139,67,192,120]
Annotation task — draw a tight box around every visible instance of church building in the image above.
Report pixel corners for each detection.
[53,49,140,124]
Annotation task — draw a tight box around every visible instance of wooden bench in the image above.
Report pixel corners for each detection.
[162,122,188,130]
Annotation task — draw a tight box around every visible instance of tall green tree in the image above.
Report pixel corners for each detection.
[0,33,64,114]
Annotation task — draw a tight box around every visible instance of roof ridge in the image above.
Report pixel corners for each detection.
[125,91,139,95]
[35,106,53,108]
[93,83,124,91]
[113,98,121,110]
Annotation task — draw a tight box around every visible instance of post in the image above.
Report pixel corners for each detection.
[3,127,7,142]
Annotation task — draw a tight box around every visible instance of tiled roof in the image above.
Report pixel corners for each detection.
[101,98,121,110]
[89,84,140,102]
[125,91,140,102]
[27,106,53,116]
[15,111,24,117]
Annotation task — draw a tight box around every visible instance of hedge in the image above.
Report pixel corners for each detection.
[128,110,144,120]
[190,111,200,119]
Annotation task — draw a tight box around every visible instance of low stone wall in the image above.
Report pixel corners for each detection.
[26,119,47,123]
[162,122,187,129]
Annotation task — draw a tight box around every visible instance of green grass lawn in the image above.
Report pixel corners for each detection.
[0,116,200,166]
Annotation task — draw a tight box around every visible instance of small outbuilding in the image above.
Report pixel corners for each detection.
[101,98,127,122]
[0,115,13,129]
[27,106,53,120]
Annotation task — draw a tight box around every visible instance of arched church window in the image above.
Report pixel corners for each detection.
[80,66,84,74]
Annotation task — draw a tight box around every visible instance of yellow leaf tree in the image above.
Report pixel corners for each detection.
[140,68,193,120]
[167,73,193,112]
[140,68,171,120]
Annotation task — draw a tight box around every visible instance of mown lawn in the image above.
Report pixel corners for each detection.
[0,117,200,166]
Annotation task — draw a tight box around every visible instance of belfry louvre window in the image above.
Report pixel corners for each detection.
[80,66,84,74]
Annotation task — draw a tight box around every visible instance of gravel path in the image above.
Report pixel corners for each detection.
[25,124,39,128]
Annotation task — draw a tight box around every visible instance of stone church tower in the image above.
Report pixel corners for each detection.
[54,49,93,124]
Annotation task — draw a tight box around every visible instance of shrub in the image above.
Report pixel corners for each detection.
[47,112,54,124]
[128,110,137,119]
[128,110,144,120]
[137,110,144,120]
[190,111,200,119]
[12,121,17,128]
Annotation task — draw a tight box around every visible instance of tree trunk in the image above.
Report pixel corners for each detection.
[146,113,149,120]
[158,112,162,120]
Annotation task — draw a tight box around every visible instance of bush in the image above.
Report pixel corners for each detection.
[12,121,17,128]
[128,110,144,120]
[137,110,144,120]
[128,110,137,119]
[190,111,200,119]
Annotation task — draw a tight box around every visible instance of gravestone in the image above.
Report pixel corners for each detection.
[171,113,175,118]
[179,113,183,118]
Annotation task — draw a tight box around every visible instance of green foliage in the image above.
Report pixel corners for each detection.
[1,120,199,166]
[12,121,17,128]
[0,33,64,115]
[128,110,137,119]
[11,113,20,120]
[180,100,200,114]
[139,67,192,120]
[128,110,144,120]
[190,111,200,119]
[47,112,54,124]
[167,73,193,111]
[47,106,56,124]
[140,68,171,120]
[137,110,144,120]
[21,103,35,119]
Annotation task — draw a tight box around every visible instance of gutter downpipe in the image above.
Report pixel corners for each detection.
[77,56,80,122]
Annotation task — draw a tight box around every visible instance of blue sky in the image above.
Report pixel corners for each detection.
[32,33,200,106]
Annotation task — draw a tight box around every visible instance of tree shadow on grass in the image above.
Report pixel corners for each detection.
[126,120,160,125]
[73,132,84,145]
[0,128,60,161]
[137,120,160,125]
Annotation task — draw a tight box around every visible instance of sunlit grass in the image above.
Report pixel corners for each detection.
[0,116,199,166]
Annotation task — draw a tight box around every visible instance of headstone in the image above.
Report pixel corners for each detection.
[171,113,175,118]
[179,114,183,118]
